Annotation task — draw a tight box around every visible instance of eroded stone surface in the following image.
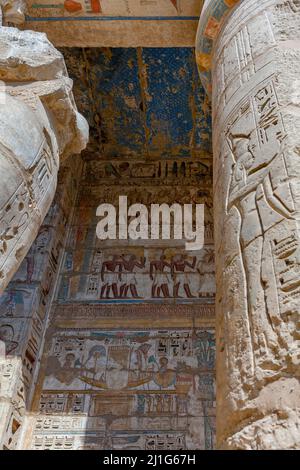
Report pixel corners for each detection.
[0,157,83,450]
[210,0,300,450]
[0,27,88,294]
[0,1,26,25]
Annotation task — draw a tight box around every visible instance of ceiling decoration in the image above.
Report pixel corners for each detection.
[61,47,212,160]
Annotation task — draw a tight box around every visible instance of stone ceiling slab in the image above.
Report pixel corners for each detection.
[61,47,212,159]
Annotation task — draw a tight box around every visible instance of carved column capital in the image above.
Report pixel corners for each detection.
[196,0,242,95]
[0,27,88,294]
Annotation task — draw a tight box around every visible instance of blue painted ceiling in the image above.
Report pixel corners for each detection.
[61,47,212,159]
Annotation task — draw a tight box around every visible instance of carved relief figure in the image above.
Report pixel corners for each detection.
[100,254,145,298]
[225,79,300,373]
[171,255,197,298]
[0,324,18,355]
[196,248,215,296]
[119,255,145,298]
[100,255,122,298]
[150,255,172,298]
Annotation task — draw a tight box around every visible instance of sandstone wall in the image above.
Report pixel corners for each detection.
[17,47,216,451]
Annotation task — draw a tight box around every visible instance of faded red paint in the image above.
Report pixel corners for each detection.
[64,0,82,13]
[64,0,102,14]
[91,0,102,13]
[170,0,179,12]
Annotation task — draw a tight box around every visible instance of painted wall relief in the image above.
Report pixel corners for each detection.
[1,46,216,450]
[59,248,215,302]
[26,323,215,450]
[43,328,215,390]
[56,179,215,304]
[27,0,202,18]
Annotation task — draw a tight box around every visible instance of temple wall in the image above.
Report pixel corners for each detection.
[0,158,82,449]
[20,166,216,450]
[1,0,299,452]
[0,9,89,448]
[14,47,216,450]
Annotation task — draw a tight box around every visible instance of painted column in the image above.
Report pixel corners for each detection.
[197,0,300,449]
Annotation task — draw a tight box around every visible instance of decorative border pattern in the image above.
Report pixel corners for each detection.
[25,15,200,21]
[26,1,201,21]
[196,0,242,95]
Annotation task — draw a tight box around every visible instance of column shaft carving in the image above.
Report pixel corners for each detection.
[0,21,88,448]
[210,0,300,449]
[0,26,88,295]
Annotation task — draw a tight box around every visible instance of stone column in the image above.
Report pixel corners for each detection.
[197,0,300,449]
[0,6,88,448]
[0,23,88,294]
